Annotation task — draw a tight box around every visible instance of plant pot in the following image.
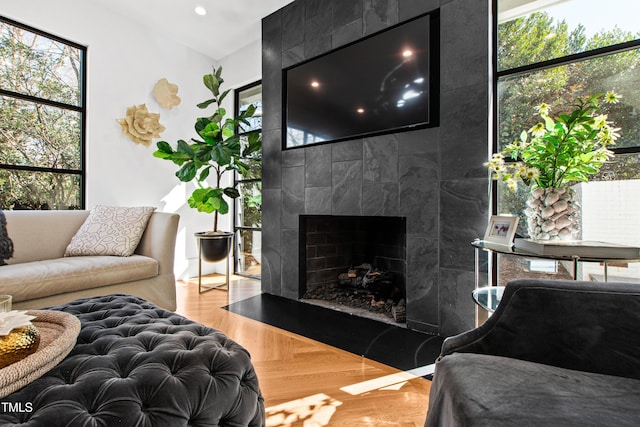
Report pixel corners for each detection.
[194,231,233,263]
[524,187,580,240]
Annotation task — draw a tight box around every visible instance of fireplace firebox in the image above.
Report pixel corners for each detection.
[299,215,407,323]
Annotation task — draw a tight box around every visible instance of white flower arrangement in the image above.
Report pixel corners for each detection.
[0,310,36,336]
[486,92,621,191]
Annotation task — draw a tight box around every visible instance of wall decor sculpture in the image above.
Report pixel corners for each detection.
[153,78,181,109]
[116,104,165,147]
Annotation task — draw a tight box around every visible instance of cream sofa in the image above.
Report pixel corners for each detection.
[0,210,179,311]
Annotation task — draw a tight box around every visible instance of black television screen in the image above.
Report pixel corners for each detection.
[284,12,438,148]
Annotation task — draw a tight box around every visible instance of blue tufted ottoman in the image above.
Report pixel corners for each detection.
[0,294,265,426]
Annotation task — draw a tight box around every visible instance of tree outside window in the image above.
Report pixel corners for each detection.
[0,17,85,210]
[496,0,640,283]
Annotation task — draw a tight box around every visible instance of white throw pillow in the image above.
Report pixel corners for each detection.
[64,205,156,257]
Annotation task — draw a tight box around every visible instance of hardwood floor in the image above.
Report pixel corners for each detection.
[175,275,432,427]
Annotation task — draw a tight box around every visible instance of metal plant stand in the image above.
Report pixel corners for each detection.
[195,232,233,293]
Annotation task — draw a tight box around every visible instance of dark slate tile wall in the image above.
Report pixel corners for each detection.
[262,0,490,336]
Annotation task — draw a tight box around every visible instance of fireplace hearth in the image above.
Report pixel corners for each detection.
[302,282,406,325]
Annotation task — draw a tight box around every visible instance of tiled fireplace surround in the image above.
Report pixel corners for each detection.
[261,0,490,336]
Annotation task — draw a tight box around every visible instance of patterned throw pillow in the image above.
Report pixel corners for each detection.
[64,206,156,257]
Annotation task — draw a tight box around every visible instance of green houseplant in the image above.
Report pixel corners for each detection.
[154,67,261,261]
[486,92,621,240]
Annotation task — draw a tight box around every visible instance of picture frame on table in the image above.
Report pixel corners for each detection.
[483,215,519,246]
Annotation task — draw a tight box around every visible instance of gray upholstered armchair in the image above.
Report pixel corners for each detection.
[425,278,640,426]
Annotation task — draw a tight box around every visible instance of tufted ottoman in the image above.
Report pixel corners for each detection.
[0,294,265,427]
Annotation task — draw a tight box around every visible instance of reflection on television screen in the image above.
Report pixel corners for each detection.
[284,12,437,148]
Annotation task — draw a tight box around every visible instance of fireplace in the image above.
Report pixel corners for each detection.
[300,215,407,324]
[262,0,491,336]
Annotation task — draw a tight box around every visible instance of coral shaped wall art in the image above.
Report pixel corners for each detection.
[116,104,165,147]
[153,78,181,109]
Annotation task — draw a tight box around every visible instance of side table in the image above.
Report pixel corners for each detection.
[472,239,640,288]
[471,239,640,324]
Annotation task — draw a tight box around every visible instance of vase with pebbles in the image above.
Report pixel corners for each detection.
[524,187,579,240]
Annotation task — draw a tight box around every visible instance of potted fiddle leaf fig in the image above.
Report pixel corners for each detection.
[154,66,261,262]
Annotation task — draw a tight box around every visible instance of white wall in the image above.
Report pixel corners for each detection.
[219,40,263,89]
[1,1,262,279]
[579,180,640,282]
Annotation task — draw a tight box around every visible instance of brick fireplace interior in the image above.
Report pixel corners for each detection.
[300,215,407,323]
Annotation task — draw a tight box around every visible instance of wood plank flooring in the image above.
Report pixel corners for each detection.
[175,275,432,427]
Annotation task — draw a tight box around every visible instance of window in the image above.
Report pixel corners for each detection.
[495,0,640,283]
[0,16,85,210]
[234,81,262,278]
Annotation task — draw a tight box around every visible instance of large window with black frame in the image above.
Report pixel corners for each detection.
[0,16,86,210]
[494,0,640,284]
[234,81,262,278]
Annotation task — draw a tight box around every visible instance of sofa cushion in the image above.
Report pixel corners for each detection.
[427,352,640,427]
[65,205,155,257]
[0,255,158,303]
[3,211,89,265]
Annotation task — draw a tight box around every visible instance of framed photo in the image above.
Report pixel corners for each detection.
[484,215,519,246]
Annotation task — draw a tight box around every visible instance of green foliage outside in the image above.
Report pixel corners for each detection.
[240,180,262,228]
[236,93,262,274]
[0,21,82,210]
[238,179,261,274]
[498,13,640,154]
[497,11,640,235]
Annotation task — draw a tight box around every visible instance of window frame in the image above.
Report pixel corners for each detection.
[0,15,87,209]
[233,79,262,279]
[491,1,640,283]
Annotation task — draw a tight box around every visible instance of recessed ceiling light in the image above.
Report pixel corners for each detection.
[356,108,365,114]
[402,49,413,58]
[311,81,320,88]
[195,6,207,16]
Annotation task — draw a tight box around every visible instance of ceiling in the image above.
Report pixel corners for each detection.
[92,0,572,59]
[498,0,570,22]
[92,0,294,60]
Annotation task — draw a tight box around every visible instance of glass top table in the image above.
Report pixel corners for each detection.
[471,239,640,318]
[472,239,640,287]
[472,286,505,312]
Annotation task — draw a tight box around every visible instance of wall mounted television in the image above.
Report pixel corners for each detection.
[283,11,439,149]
